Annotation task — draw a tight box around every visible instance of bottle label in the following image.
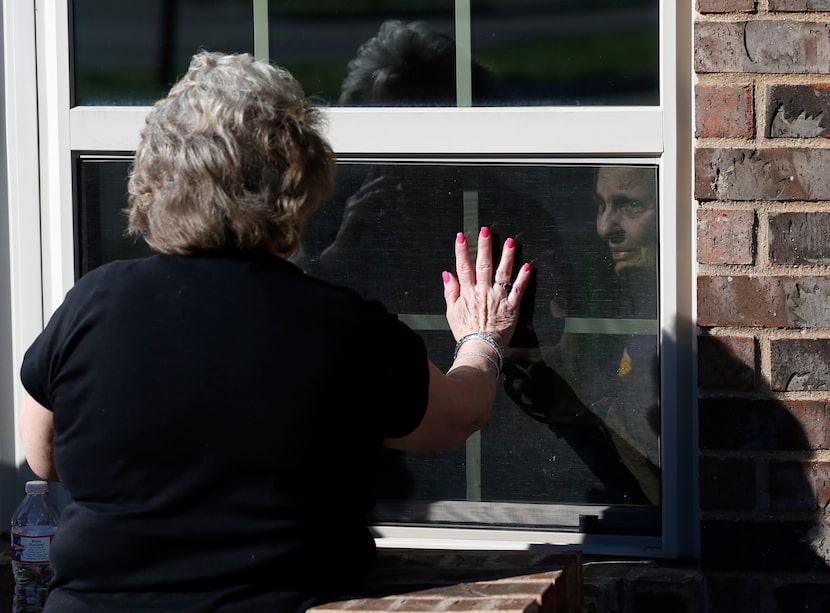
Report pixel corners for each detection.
[10,532,54,563]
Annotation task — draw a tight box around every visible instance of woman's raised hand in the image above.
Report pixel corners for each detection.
[441,227,531,346]
[385,228,533,450]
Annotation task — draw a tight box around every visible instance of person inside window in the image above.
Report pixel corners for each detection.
[590,165,660,503]
[18,50,531,612]
[506,165,660,506]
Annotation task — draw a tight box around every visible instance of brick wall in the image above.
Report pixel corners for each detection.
[695,1,830,611]
[309,549,583,613]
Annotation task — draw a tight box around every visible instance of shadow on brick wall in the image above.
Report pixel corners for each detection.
[698,334,830,612]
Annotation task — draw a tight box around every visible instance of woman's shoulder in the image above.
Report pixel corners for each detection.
[77,254,164,278]
[68,255,165,294]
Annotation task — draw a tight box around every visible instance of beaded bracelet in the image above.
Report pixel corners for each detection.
[456,351,501,379]
[452,331,505,374]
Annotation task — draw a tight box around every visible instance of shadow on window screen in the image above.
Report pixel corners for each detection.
[295,163,661,531]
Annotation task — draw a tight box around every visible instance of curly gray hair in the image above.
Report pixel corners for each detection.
[127,51,335,255]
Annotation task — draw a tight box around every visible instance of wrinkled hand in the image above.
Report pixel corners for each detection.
[442,227,531,346]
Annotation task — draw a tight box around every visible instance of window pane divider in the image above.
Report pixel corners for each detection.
[252,0,269,62]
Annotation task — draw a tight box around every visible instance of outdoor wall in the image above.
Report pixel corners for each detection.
[695,1,830,610]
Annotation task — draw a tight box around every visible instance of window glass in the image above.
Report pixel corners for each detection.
[300,162,660,533]
[76,157,660,533]
[72,0,253,105]
[469,0,660,106]
[72,0,658,107]
[268,2,455,105]
[75,156,152,278]
[273,1,659,106]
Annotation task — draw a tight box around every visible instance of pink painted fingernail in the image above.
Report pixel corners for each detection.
[480,226,490,238]
[442,271,451,284]
[522,263,531,272]
[456,232,465,244]
[506,237,515,249]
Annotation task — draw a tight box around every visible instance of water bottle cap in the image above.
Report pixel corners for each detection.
[25,480,48,495]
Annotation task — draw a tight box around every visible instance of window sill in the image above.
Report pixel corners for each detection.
[310,548,583,612]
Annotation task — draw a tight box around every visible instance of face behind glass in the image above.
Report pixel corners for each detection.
[594,167,657,275]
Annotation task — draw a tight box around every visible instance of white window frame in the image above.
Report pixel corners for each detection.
[4,0,697,557]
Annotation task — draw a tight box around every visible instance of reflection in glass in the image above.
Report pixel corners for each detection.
[73,0,658,107]
[470,0,660,105]
[268,2,456,105]
[75,157,152,278]
[73,0,253,105]
[272,1,658,107]
[296,162,661,532]
[74,157,661,534]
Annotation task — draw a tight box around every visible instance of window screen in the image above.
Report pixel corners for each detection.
[75,156,661,534]
[301,161,661,534]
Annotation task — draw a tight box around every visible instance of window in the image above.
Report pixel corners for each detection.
[313,162,662,536]
[9,0,694,556]
[73,0,659,107]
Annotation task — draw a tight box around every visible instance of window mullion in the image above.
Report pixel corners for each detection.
[253,0,269,62]
[455,0,472,107]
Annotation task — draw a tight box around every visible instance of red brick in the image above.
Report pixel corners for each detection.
[698,275,830,328]
[626,569,703,613]
[695,21,830,74]
[698,275,782,328]
[697,208,755,265]
[704,576,762,613]
[310,550,583,613]
[413,580,552,598]
[770,460,830,511]
[313,597,541,611]
[769,212,830,265]
[697,335,756,390]
[769,0,830,9]
[699,456,757,510]
[770,338,830,391]
[766,84,830,138]
[697,0,755,12]
[695,148,830,201]
[789,400,830,449]
[699,398,830,450]
[817,463,830,510]
[775,583,830,613]
[695,83,754,138]
[702,520,830,572]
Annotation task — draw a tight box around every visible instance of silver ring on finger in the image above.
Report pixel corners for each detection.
[501,282,512,292]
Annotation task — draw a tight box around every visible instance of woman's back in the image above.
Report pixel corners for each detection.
[22,252,428,610]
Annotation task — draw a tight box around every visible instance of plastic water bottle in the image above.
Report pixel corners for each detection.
[10,480,60,613]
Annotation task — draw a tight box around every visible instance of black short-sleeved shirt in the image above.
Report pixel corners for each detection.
[20,252,429,612]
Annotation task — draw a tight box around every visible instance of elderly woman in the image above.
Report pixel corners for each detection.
[19,51,530,612]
